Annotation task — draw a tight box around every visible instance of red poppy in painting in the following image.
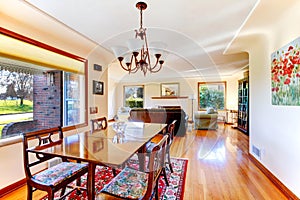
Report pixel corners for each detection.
[284,78,291,85]
[272,87,279,92]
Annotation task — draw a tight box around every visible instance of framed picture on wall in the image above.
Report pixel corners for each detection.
[271,36,300,106]
[93,80,104,95]
[161,83,179,96]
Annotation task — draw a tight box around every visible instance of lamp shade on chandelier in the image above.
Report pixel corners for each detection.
[111,2,167,76]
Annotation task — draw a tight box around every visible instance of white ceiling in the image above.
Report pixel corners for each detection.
[3,0,259,81]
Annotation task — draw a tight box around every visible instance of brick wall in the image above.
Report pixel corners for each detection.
[33,71,62,129]
[1,120,37,139]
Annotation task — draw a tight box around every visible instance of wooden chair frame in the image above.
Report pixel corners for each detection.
[22,127,88,200]
[166,120,176,173]
[100,135,169,199]
[146,120,177,186]
[91,117,108,133]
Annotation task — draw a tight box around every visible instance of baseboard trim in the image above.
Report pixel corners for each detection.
[249,154,299,200]
[0,178,26,197]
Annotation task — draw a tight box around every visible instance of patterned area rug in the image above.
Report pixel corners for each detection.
[41,158,188,200]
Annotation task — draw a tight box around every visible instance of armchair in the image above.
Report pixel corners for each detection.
[194,108,218,130]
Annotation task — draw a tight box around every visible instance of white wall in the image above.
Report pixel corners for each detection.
[87,48,110,122]
[249,38,300,197]
[0,143,24,188]
[226,1,300,197]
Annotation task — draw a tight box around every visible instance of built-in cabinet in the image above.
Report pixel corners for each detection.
[237,78,249,134]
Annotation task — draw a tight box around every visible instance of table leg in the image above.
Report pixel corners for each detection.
[87,163,96,199]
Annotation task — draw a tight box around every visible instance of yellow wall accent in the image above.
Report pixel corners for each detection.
[0,34,84,74]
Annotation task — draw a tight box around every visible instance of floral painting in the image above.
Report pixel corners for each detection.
[271,37,300,105]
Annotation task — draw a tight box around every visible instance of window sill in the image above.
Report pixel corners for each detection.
[0,135,22,147]
[0,123,88,147]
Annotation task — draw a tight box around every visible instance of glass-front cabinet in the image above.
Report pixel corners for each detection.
[237,78,249,134]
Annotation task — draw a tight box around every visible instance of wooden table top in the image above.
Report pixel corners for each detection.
[30,122,167,166]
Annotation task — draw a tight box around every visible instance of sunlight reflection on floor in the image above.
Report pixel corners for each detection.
[197,130,225,162]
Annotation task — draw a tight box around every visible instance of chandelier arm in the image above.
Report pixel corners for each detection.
[144,31,151,68]
[131,67,140,73]
[149,55,160,70]
[129,54,139,73]
[129,60,140,73]
[150,62,163,73]
[149,55,163,73]
[131,53,140,71]
[119,60,131,72]
[117,55,137,72]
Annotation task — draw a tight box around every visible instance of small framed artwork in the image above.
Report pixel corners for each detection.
[161,83,179,96]
[93,80,104,95]
[93,64,102,71]
[90,107,98,114]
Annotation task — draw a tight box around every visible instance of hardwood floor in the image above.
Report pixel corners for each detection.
[174,123,287,200]
[0,123,288,200]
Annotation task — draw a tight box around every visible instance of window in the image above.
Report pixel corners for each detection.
[0,61,86,140]
[198,82,226,110]
[64,72,85,126]
[123,85,144,108]
[0,28,87,141]
[0,67,34,138]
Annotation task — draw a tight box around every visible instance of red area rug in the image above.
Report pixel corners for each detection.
[41,157,188,200]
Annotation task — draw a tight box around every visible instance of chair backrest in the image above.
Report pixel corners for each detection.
[91,117,108,133]
[144,134,168,198]
[167,120,176,144]
[22,127,63,179]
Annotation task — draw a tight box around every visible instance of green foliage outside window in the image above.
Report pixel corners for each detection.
[125,96,143,108]
[199,82,226,110]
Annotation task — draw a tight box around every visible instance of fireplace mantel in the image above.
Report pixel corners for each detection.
[151,96,188,99]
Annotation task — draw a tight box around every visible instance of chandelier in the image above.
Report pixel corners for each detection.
[111,2,167,76]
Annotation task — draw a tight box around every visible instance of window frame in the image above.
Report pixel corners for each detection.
[197,81,226,111]
[63,72,86,127]
[0,27,88,142]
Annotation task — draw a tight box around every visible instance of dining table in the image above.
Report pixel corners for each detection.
[29,122,167,199]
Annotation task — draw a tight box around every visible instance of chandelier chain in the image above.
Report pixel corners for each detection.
[140,8,143,30]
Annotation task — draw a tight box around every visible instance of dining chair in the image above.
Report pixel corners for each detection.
[99,134,169,199]
[145,120,176,186]
[165,120,176,173]
[22,127,88,200]
[90,117,123,176]
[91,116,108,133]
